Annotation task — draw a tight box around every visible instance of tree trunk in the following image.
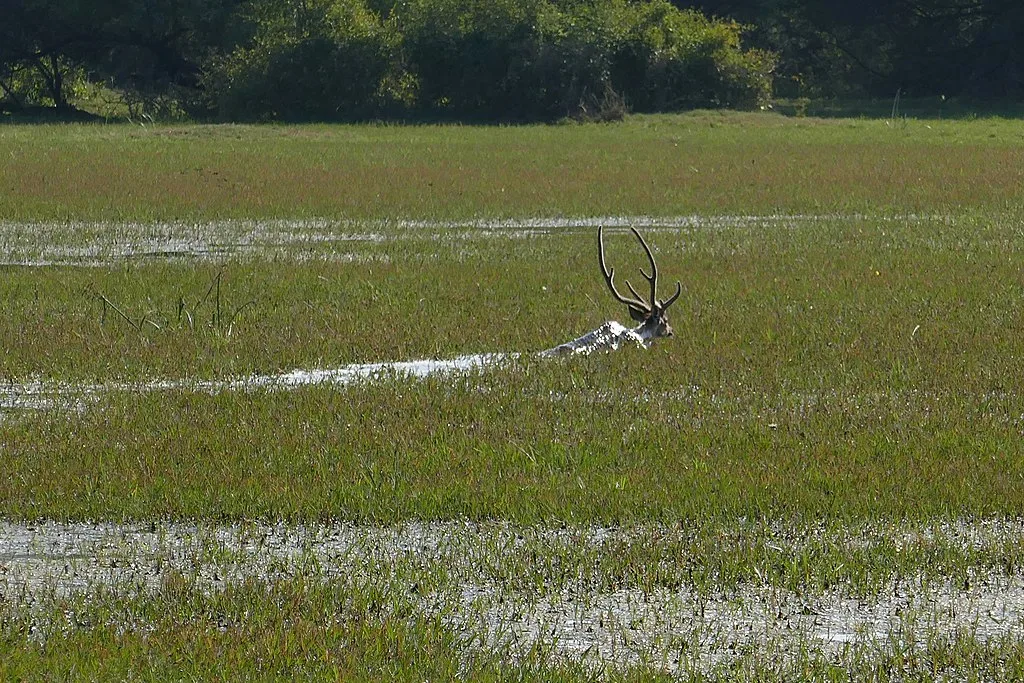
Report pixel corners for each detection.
[35,54,70,110]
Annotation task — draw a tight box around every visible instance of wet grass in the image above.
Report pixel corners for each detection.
[3,212,1024,383]
[2,111,1024,221]
[5,360,1024,523]
[3,113,1024,677]
[5,569,1024,681]
[0,213,1023,524]
[0,577,523,681]
[3,214,1024,525]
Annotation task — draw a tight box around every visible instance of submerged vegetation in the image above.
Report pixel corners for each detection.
[4,211,1024,522]
[2,113,1024,676]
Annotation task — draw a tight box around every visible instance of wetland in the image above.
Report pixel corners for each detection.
[2,114,1024,679]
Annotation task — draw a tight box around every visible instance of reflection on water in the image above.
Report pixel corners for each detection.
[1,354,509,415]
[0,213,926,266]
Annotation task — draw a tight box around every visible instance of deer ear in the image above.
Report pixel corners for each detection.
[627,305,648,322]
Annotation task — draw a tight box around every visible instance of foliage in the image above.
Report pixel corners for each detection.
[0,0,772,122]
[204,0,406,121]
[674,0,1024,99]
[610,2,774,110]
[395,0,773,120]
[3,0,1022,118]
[0,0,245,119]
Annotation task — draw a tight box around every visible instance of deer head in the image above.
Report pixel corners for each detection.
[598,226,681,340]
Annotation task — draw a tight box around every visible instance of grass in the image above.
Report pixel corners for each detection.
[2,212,1024,382]
[4,552,1024,680]
[0,576,535,681]
[1,213,1024,522]
[5,360,1024,522]
[1,112,1024,221]
[3,111,1024,677]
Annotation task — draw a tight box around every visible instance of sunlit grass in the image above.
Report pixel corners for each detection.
[4,573,1024,681]
[2,214,1024,522]
[2,112,1024,221]
[2,213,1023,382]
[5,359,1024,522]
[3,113,1024,677]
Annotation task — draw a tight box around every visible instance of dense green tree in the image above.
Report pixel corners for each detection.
[672,0,1024,98]
[0,0,246,116]
[204,0,405,121]
[392,0,772,121]
[203,0,772,121]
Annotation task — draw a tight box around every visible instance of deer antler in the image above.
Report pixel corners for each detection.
[599,226,651,320]
[598,226,681,320]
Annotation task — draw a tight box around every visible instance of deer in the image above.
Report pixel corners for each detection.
[542,226,682,356]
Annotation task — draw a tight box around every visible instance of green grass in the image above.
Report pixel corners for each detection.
[2,214,1024,521]
[1,212,1023,522]
[0,576,563,682]
[2,112,1024,221]
[5,573,1024,682]
[4,112,1024,677]
[5,361,1024,522]
[3,212,1024,382]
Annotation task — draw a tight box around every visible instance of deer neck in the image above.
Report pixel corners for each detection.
[633,317,661,342]
[622,317,655,344]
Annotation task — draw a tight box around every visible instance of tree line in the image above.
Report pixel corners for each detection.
[677,0,1023,101]
[1,0,1019,123]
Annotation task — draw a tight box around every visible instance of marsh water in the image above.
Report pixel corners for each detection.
[4,213,917,417]
[3,519,1024,673]
[0,214,920,266]
[3,214,1018,672]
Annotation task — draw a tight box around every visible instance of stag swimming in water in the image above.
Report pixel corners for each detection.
[543,226,681,355]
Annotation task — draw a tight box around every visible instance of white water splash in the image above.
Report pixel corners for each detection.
[540,320,647,356]
[187,353,513,392]
[0,316,657,418]
[0,354,510,415]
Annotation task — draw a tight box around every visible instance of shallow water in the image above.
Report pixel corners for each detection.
[3,212,1017,671]
[0,220,389,266]
[2,519,1023,672]
[0,316,650,418]
[0,353,512,416]
[0,213,930,266]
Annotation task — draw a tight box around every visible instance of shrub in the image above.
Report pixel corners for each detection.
[396,0,773,121]
[204,0,406,122]
[610,1,774,111]
[201,0,774,122]
[395,0,549,120]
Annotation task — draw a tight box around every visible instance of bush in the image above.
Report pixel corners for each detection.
[201,0,774,122]
[0,57,89,113]
[610,1,774,111]
[396,0,548,120]
[204,0,406,122]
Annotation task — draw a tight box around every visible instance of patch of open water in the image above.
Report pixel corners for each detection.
[0,213,936,266]
[0,354,512,416]
[3,213,1019,669]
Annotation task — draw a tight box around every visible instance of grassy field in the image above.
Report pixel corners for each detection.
[2,111,1023,221]
[2,111,1024,678]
